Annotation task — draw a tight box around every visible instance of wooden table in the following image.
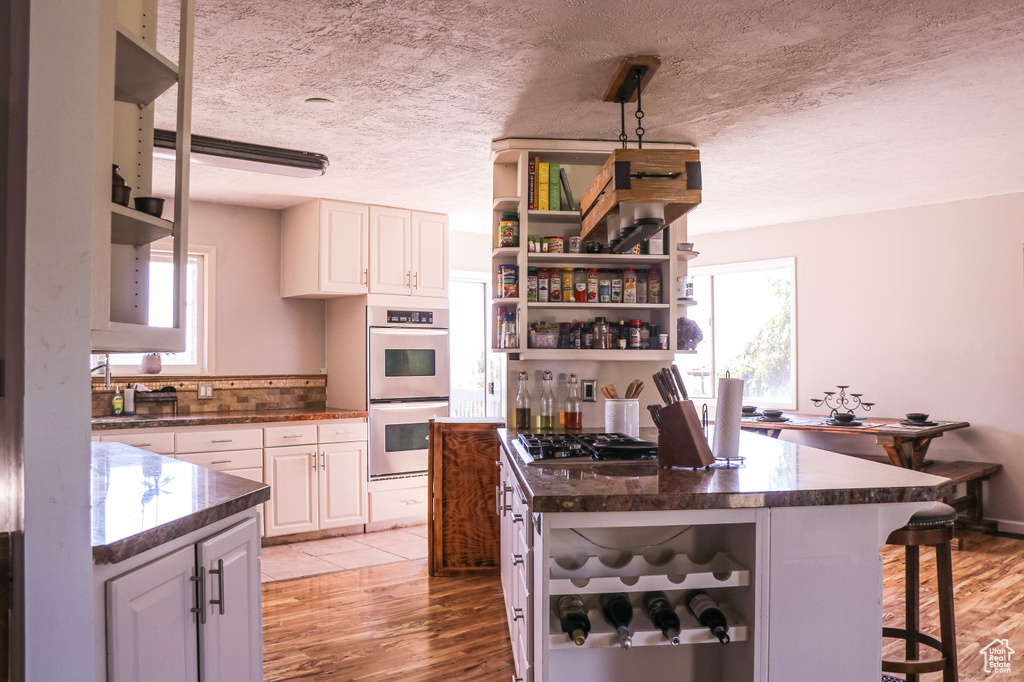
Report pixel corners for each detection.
[740,414,970,470]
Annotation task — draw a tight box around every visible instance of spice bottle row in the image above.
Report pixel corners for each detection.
[497,265,664,304]
[529,317,669,350]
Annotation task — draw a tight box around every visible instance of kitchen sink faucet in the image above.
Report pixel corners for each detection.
[91,353,111,387]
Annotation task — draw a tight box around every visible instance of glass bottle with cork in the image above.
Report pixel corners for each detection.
[562,373,582,430]
[537,370,555,430]
[514,371,531,430]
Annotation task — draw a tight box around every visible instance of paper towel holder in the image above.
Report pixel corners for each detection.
[656,401,716,469]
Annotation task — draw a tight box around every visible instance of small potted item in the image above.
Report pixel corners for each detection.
[140,353,162,374]
[112,164,131,206]
[134,197,165,217]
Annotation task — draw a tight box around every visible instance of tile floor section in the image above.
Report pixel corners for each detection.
[261,524,428,583]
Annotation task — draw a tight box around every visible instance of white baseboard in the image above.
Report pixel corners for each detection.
[990,518,1024,536]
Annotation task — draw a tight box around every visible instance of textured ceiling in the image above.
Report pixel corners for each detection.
[153,0,1024,234]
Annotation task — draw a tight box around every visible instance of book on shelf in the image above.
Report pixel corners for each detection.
[537,162,550,211]
[549,162,561,211]
[560,167,576,211]
[532,156,540,209]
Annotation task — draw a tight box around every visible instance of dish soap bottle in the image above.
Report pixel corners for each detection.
[537,370,555,431]
[112,388,124,416]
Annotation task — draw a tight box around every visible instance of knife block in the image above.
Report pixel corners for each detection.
[657,400,715,468]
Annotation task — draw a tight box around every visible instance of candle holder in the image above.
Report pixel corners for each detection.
[810,385,874,418]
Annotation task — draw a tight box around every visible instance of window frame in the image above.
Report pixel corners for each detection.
[105,242,216,376]
[679,256,797,410]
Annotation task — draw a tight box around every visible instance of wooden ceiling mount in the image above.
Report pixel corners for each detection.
[602,55,661,103]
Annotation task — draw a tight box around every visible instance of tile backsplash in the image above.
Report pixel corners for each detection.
[91,374,327,418]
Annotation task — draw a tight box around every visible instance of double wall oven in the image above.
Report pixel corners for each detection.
[367,306,449,479]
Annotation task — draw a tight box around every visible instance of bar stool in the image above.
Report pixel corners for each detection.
[883,502,959,682]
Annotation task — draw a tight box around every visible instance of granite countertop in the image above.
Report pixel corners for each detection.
[91,406,367,430]
[91,442,271,564]
[499,429,955,513]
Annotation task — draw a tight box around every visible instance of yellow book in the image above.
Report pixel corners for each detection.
[538,162,549,211]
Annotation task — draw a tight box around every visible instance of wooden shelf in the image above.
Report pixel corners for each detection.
[530,302,669,310]
[528,209,581,222]
[110,204,174,246]
[528,253,669,266]
[676,250,700,261]
[114,26,178,106]
[492,196,521,212]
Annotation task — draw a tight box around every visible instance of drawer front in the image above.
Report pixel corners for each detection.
[264,423,318,448]
[318,420,368,443]
[175,427,263,453]
[368,483,429,523]
[176,449,263,471]
[98,431,175,454]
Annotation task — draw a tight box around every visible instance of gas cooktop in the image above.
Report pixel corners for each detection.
[514,433,658,465]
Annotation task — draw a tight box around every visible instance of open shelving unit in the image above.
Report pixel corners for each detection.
[92,0,195,352]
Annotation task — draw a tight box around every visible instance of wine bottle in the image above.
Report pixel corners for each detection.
[685,589,730,644]
[556,595,591,646]
[600,592,633,650]
[514,370,531,431]
[642,591,681,645]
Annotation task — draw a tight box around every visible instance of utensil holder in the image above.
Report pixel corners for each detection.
[605,399,640,438]
[656,400,715,468]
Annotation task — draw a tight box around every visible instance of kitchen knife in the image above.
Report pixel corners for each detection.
[647,403,664,432]
[659,368,680,403]
[670,364,689,401]
[652,371,674,404]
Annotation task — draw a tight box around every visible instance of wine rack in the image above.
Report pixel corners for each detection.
[547,593,748,650]
[548,550,750,595]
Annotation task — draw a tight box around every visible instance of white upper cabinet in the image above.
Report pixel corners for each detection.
[281,199,369,297]
[411,211,449,298]
[368,206,413,295]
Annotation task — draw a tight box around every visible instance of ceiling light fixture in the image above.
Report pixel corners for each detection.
[153,129,330,178]
[580,55,702,253]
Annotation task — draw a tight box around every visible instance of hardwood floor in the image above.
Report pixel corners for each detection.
[263,531,1024,681]
[262,559,515,680]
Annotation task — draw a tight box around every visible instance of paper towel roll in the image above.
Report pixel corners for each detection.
[712,378,744,460]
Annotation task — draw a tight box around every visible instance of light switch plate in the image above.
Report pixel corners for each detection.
[582,379,597,402]
[198,382,213,399]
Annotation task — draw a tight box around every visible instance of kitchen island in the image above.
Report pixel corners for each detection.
[92,442,270,682]
[497,429,954,682]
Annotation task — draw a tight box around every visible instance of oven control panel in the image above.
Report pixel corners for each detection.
[386,310,433,325]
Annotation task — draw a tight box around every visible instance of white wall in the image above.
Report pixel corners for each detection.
[23,0,98,677]
[694,193,1024,529]
[449,229,492,274]
[188,200,325,375]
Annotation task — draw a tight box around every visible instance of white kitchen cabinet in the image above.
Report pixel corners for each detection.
[411,211,449,298]
[197,518,263,682]
[281,199,369,297]
[369,206,449,297]
[319,441,368,528]
[106,517,261,682]
[264,444,319,536]
[368,206,413,295]
[99,429,175,454]
[107,545,198,682]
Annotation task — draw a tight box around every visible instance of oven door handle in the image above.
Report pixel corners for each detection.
[369,327,449,337]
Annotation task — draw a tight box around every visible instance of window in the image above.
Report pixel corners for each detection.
[675,257,796,408]
[96,244,215,375]
[448,276,505,418]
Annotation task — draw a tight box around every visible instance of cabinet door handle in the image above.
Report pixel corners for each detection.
[311,453,316,471]
[511,513,524,524]
[210,438,233,444]
[511,553,524,566]
[282,434,304,439]
[190,567,207,625]
[320,452,325,471]
[210,459,232,465]
[362,268,368,285]
[208,558,226,615]
[413,271,418,289]
[134,442,152,447]
[512,607,524,621]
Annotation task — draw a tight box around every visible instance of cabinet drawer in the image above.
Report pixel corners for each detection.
[318,420,367,443]
[176,449,263,471]
[264,423,318,447]
[99,431,175,455]
[368,484,429,523]
[175,427,263,453]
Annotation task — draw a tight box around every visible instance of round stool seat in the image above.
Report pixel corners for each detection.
[901,502,958,531]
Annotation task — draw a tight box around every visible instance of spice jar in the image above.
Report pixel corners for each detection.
[547,236,564,253]
[623,268,637,303]
[526,266,538,302]
[611,270,623,303]
[636,269,648,304]
[573,268,587,303]
[598,269,611,303]
[629,319,642,349]
[537,268,550,302]
[498,211,519,247]
[587,268,599,303]
[562,268,574,303]
[648,266,662,304]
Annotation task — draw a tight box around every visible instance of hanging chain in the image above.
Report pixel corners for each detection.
[634,68,645,149]
[619,100,628,148]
